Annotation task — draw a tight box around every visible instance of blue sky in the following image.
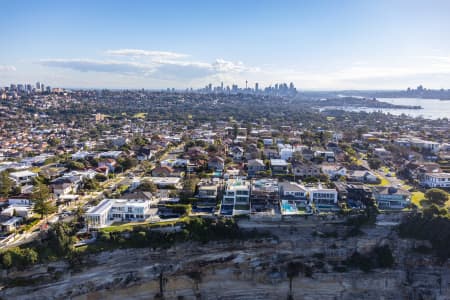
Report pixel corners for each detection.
[1,0,450,89]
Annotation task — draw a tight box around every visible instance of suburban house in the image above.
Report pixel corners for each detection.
[300,148,314,161]
[207,156,225,171]
[250,179,280,214]
[292,162,320,177]
[98,151,123,159]
[309,185,338,210]
[221,179,251,215]
[1,205,33,219]
[405,161,441,180]
[149,177,182,189]
[71,151,94,160]
[347,170,378,183]
[196,181,219,209]
[263,148,280,159]
[95,165,109,176]
[151,166,176,177]
[98,159,117,173]
[85,198,152,228]
[420,172,450,188]
[136,147,153,161]
[270,159,289,175]
[230,146,244,160]
[321,164,347,179]
[395,137,441,153]
[314,150,336,162]
[39,166,67,180]
[247,159,266,176]
[161,158,189,168]
[50,175,82,198]
[335,183,373,208]
[372,186,410,209]
[278,144,294,161]
[1,217,22,233]
[374,148,392,161]
[9,170,38,185]
[263,138,273,146]
[279,181,309,208]
[244,144,260,160]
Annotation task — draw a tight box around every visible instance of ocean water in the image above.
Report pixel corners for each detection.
[330,98,450,119]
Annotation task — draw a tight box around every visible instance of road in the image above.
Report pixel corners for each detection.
[360,159,404,188]
[0,143,185,250]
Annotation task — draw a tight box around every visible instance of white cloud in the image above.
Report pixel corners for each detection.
[0,65,16,72]
[36,50,450,89]
[212,58,259,73]
[106,49,188,59]
[39,59,150,75]
[38,51,256,82]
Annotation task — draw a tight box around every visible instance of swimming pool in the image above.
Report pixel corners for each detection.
[281,200,297,214]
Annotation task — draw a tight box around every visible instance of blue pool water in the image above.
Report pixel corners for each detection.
[282,202,296,212]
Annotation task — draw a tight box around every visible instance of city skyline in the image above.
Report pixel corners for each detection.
[1,0,450,90]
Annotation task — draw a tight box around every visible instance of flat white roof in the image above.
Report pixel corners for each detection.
[270,159,288,166]
[86,199,113,215]
[2,217,22,226]
[9,170,37,178]
[150,177,181,184]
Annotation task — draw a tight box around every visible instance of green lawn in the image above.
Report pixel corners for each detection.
[132,112,147,119]
[100,216,190,233]
[411,191,425,208]
[368,175,390,187]
[380,166,390,173]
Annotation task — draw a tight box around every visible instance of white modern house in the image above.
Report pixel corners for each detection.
[279,181,309,208]
[278,144,294,161]
[85,198,152,228]
[9,170,38,185]
[309,185,338,210]
[321,164,347,179]
[71,151,93,160]
[421,172,450,188]
[221,179,251,215]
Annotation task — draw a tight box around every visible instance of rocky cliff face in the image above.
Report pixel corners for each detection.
[1,219,449,300]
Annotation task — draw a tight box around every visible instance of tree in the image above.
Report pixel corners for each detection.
[368,158,382,170]
[180,177,199,202]
[2,252,12,268]
[67,160,85,170]
[83,177,99,191]
[286,262,303,300]
[74,205,84,224]
[119,157,138,171]
[232,123,238,139]
[425,188,449,206]
[138,180,157,193]
[47,223,76,257]
[47,137,61,147]
[32,183,55,219]
[0,171,13,198]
